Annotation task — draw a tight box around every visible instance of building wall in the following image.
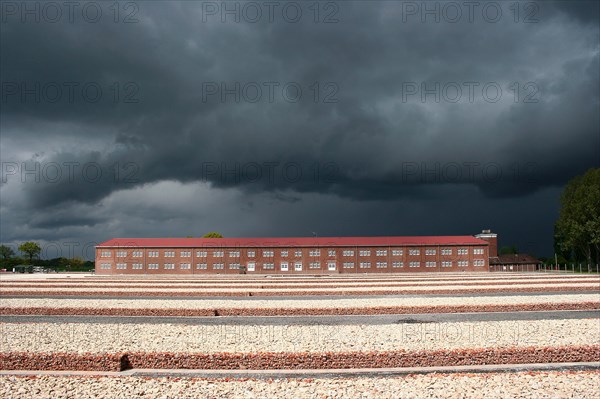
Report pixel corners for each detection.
[95,244,490,274]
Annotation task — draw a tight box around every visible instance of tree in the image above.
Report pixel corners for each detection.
[18,242,41,264]
[555,168,600,265]
[203,232,223,238]
[0,245,15,260]
[499,245,519,255]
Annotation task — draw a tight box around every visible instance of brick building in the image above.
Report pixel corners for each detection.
[95,234,491,275]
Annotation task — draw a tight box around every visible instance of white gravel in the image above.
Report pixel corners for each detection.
[1,293,597,310]
[3,282,598,293]
[2,319,598,354]
[2,277,597,287]
[1,371,599,399]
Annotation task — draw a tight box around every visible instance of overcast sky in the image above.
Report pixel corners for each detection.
[1,1,598,260]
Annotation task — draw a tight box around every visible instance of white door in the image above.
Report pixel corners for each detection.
[247,262,255,272]
[328,262,336,271]
[294,262,302,271]
[280,262,288,272]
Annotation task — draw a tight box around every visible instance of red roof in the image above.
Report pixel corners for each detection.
[97,236,487,248]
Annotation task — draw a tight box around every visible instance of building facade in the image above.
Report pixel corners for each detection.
[95,235,490,275]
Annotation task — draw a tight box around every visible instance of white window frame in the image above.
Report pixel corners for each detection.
[196,263,207,270]
[281,250,288,257]
[409,249,420,256]
[392,249,403,256]
[376,250,387,256]
[100,251,112,258]
[164,263,175,270]
[247,262,255,272]
[327,261,336,271]
[116,263,127,269]
[343,262,354,269]
[294,262,302,271]
[196,251,208,258]
[392,261,403,268]
[343,250,354,257]
[280,262,289,271]
[100,263,111,269]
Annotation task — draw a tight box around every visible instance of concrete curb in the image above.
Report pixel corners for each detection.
[1,362,598,379]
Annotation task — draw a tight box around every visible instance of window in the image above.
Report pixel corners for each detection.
[262,250,274,257]
[441,249,452,256]
[473,248,484,255]
[101,251,112,257]
[196,263,207,270]
[116,263,127,269]
[280,262,289,271]
[164,251,175,257]
[213,263,224,269]
[229,263,240,270]
[343,262,354,268]
[294,250,302,257]
[180,251,191,257]
[392,249,403,256]
[132,263,143,269]
[196,251,207,258]
[213,251,224,257]
[409,261,420,268]
[359,262,371,268]
[376,261,387,268]
[392,261,403,268]
[132,251,143,257]
[442,261,453,268]
[309,262,320,269]
[117,251,127,257]
[148,251,159,258]
[409,249,420,256]
[100,263,111,269]
[180,263,191,269]
[425,249,436,256]
[376,250,387,256]
[247,262,255,271]
[359,250,371,257]
[343,250,354,257]
[294,262,302,271]
[328,250,336,257]
[309,249,320,257]
[281,250,288,257]
[148,263,159,269]
[474,259,485,267]
[247,251,255,258]
[426,261,436,268]
[263,263,275,270]
[164,263,175,270]
[458,248,468,255]
[327,262,336,271]
[458,260,468,267]
[229,251,240,257]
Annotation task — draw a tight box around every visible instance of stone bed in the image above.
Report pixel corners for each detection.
[2,293,595,310]
[1,301,597,317]
[1,346,598,372]
[2,370,599,399]
[2,319,598,354]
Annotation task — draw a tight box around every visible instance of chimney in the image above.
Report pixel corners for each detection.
[475,229,498,258]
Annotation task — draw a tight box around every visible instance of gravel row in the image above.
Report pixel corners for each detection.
[3,370,600,399]
[2,293,596,310]
[2,286,597,297]
[3,277,597,289]
[2,319,598,354]
[6,282,598,293]
[1,302,597,317]
[1,346,597,372]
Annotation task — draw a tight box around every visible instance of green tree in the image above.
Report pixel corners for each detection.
[499,245,519,255]
[203,232,223,238]
[18,242,41,264]
[0,245,15,260]
[555,168,600,265]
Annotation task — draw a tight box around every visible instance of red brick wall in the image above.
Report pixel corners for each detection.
[95,243,490,275]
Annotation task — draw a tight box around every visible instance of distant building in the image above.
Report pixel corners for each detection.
[95,233,492,275]
[489,254,542,272]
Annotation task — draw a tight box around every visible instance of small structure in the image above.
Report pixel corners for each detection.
[489,254,541,272]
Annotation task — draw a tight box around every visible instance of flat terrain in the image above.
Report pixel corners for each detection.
[1,272,599,398]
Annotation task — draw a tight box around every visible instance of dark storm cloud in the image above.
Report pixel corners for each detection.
[0,0,598,255]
